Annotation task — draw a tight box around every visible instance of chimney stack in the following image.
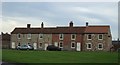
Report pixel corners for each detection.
[86,22,88,26]
[27,24,31,28]
[41,22,44,28]
[1,32,3,35]
[69,21,73,27]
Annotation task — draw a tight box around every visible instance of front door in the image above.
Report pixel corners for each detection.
[11,42,15,49]
[33,43,37,50]
[44,44,48,50]
[54,42,58,47]
[76,42,81,51]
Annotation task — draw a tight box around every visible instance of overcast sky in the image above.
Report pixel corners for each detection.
[1,2,118,40]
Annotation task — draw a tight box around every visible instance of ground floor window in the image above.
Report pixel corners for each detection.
[59,42,63,48]
[98,43,103,50]
[18,43,20,46]
[28,43,30,45]
[86,43,92,49]
[71,42,75,48]
[39,43,42,48]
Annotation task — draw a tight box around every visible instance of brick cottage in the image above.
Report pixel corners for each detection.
[11,21,112,51]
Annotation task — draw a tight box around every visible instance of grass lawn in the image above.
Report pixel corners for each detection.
[2,49,118,63]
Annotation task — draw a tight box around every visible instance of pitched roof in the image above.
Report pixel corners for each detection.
[11,25,110,34]
[1,33,11,41]
[84,26,110,33]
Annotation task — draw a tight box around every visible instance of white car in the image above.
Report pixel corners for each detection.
[17,44,34,50]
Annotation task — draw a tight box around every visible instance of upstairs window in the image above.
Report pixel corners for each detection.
[98,34,103,40]
[87,34,92,40]
[59,34,64,40]
[17,33,21,39]
[71,34,76,40]
[27,34,31,39]
[39,34,43,39]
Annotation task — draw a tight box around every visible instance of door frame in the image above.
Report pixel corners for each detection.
[33,43,37,50]
[44,43,48,50]
[11,42,15,49]
[54,42,58,47]
[76,42,81,51]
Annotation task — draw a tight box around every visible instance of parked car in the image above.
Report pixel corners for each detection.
[47,45,61,51]
[17,44,34,50]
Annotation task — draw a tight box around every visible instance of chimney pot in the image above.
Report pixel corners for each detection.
[86,22,88,26]
[27,24,31,28]
[69,21,73,27]
[41,22,44,28]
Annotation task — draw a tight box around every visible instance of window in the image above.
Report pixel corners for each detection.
[18,43,20,46]
[27,34,31,39]
[98,43,103,50]
[59,34,64,40]
[71,42,75,48]
[87,34,92,40]
[17,33,21,39]
[59,42,63,48]
[39,43,42,48]
[39,34,43,39]
[98,34,103,40]
[71,34,76,40]
[86,43,92,49]
[28,43,30,45]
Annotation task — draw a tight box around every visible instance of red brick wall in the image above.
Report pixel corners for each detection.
[52,34,83,43]
[52,34,83,50]
[52,34,59,43]
[63,34,71,45]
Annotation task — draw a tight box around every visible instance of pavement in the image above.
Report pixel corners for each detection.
[1,62,19,65]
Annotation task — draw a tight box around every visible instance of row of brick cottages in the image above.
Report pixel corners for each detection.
[11,22,112,51]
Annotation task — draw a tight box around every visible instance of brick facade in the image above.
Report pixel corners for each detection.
[1,32,11,49]
[11,22,112,51]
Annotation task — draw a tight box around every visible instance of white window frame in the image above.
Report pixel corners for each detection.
[17,33,21,39]
[18,43,21,46]
[59,34,64,40]
[39,34,43,39]
[27,33,31,39]
[98,34,103,40]
[59,42,63,48]
[98,43,103,50]
[86,43,92,49]
[87,34,92,40]
[71,34,76,40]
[39,43,42,48]
[71,42,75,48]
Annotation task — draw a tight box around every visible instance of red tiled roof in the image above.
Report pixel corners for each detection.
[11,25,110,34]
[84,26,110,33]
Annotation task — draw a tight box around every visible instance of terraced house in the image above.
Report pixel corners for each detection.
[11,21,112,51]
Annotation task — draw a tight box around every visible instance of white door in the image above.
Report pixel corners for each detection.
[33,43,37,50]
[54,42,58,47]
[11,42,15,49]
[76,42,81,51]
[44,44,48,50]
